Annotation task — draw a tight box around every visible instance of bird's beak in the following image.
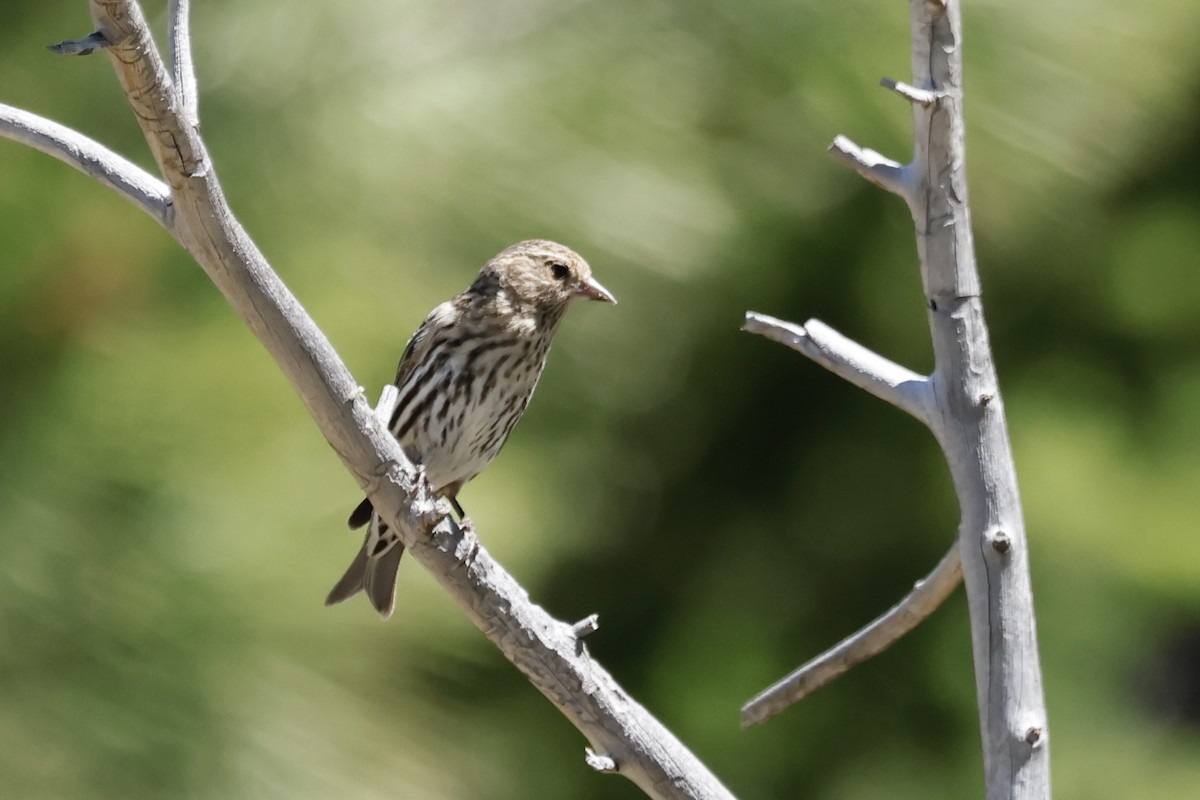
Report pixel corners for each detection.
[574,276,617,305]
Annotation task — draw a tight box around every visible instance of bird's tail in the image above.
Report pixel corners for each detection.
[325,499,404,618]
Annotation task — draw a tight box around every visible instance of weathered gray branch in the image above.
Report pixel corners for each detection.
[742,312,934,426]
[741,544,962,727]
[906,3,1050,793]
[0,2,737,798]
[0,102,172,226]
[827,134,913,205]
[167,0,198,126]
[880,77,939,108]
[373,384,400,427]
[47,31,112,56]
[742,1,1051,798]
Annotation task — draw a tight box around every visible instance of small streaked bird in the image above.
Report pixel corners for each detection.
[326,240,616,618]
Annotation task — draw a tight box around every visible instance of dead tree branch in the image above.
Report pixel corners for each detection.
[741,545,962,727]
[167,0,199,126]
[0,102,172,226]
[742,312,934,426]
[742,2,1051,798]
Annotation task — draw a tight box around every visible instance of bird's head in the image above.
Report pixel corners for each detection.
[478,240,616,314]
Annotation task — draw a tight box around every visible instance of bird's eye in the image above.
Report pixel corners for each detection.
[549,262,570,280]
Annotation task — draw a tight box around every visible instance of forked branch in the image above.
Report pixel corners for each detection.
[741,2,1050,798]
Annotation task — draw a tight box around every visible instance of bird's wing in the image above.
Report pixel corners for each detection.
[387,300,458,429]
[392,301,455,386]
[392,317,431,388]
[348,301,459,529]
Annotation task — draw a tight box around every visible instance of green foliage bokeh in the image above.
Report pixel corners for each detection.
[2,1,1199,798]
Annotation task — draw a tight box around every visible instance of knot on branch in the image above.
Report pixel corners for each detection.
[585,748,618,773]
[986,528,1011,554]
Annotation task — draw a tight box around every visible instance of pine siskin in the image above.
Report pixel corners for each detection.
[325,240,616,618]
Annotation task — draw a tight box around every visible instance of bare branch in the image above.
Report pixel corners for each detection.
[374,384,399,426]
[741,545,962,728]
[742,312,933,427]
[87,1,202,184]
[906,2,1049,795]
[827,134,912,202]
[573,614,601,638]
[167,0,199,126]
[0,102,172,227]
[744,2,1050,795]
[586,748,619,774]
[0,2,734,797]
[880,77,938,107]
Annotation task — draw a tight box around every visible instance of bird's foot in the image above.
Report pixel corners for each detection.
[459,515,476,535]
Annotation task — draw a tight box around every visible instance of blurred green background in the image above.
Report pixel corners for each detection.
[3,0,1199,797]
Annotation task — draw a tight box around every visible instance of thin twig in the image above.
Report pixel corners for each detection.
[741,544,962,728]
[827,135,913,203]
[573,614,601,638]
[586,748,619,774]
[880,77,938,107]
[167,0,199,126]
[374,384,399,426]
[0,102,172,227]
[742,312,933,427]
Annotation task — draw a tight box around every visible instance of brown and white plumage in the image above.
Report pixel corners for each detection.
[325,240,615,618]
